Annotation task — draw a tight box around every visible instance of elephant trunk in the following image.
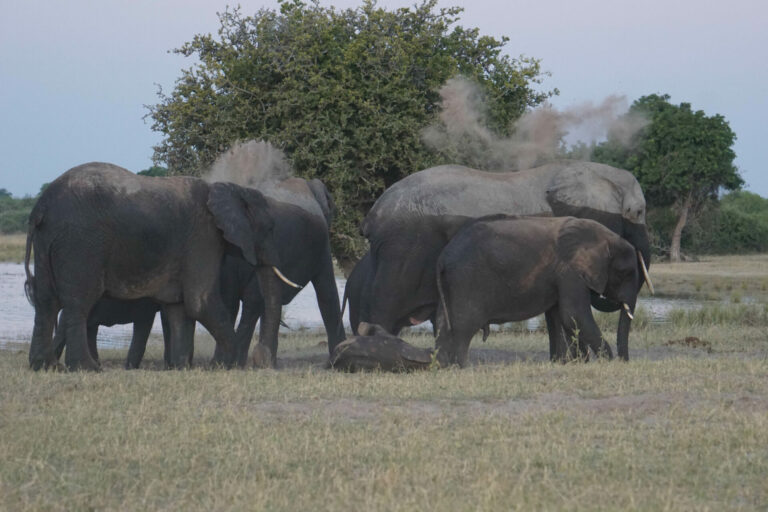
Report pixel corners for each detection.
[254,266,283,368]
[616,296,636,361]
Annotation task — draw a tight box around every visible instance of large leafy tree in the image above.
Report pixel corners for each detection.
[146,0,552,265]
[594,94,741,262]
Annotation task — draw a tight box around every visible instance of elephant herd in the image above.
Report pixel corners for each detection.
[25,159,652,372]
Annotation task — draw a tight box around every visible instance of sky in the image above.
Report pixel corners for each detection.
[1,0,766,197]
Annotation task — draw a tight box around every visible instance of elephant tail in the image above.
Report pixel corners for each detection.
[24,227,34,307]
[435,258,452,333]
[24,200,50,308]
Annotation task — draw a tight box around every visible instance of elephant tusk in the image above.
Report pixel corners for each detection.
[623,303,634,320]
[272,266,302,289]
[637,251,654,295]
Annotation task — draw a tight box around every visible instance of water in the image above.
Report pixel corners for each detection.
[0,262,712,351]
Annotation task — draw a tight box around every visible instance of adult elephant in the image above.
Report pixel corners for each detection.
[435,216,642,366]
[52,177,342,370]
[357,160,653,359]
[207,177,345,367]
[25,162,291,371]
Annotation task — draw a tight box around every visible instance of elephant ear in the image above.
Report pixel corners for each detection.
[557,218,611,295]
[207,182,260,266]
[546,163,623,217]
[307,178,335,227]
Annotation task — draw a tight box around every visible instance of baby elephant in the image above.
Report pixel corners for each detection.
[435,215,642,367]
[330,322,434,372]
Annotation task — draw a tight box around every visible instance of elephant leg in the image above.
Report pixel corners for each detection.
[164,304,196,369]
[234,299,261,368]
[160,309,171,368]
[196,299,238,369]
[559,302,613,360]
[253,266,282,368]
[30,300,59,370]
[61,305,100,371]
[28,263,59,371]
[125,312,156,369]
[544,306,569,362]
[53,312,65,361]
[312,252,345,354]
[616,306,633,361]
[87,324,99,363]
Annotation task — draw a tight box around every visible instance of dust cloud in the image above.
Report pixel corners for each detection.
[205,140,293,186]
[422,76,648,170]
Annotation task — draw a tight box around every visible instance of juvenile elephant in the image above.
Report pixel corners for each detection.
[357,161,653,351]
[25,162,290,371]
[434,216,643,367]
[52,297,168,369]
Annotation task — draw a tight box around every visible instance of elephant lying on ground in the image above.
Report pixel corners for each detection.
[355,161,653,355]
[25,162,289,371]
[435,216,642,367]
[330,322,433,372]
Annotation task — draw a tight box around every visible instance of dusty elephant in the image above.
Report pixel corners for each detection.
[435,215,643,367]
[354,160,653,359]
[330,322,434,372]
[207,176,345,367]
[24,162,289,371]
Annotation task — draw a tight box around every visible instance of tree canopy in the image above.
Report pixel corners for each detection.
[593,93,742,261]
[146,0,553,264]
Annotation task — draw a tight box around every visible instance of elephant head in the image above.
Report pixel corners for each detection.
[208,182,280,268]
[545,161,652,309]
[557,218,641,358]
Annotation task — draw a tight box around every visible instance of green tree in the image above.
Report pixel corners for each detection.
[594,94,742,262]
[146,0,552,264]
[137,166,169,177]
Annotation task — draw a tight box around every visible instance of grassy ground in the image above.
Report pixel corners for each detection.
[0,233,25,263]
[1,256,767,510]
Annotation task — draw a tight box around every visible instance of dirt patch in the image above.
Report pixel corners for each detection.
[664,336,713,353]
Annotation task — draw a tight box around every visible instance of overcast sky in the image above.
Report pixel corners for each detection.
[1,0,766,196]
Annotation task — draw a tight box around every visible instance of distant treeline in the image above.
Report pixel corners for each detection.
[2,177,767,257]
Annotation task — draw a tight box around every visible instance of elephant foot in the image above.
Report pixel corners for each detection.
[65,358,102,372]
[251,344,274,369]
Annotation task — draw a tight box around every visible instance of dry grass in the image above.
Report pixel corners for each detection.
[2,253,768,510]
[645,253,768,302]
[0,233,26,263]
[1,317,767,510]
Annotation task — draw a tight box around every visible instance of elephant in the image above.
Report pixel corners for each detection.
[199,177,345,367]
[49,177,343,370]
[356,160,653,359]
[24,162,292,371]
[52,297,168,369]
[434,215,642,367]
[341,250,373,335]
[330,322,434,372]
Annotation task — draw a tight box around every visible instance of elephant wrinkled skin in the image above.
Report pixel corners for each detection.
[435,215,640,366]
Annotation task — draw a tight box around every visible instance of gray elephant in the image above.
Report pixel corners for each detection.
[208,177,345,367]
[50,177,344,370]
[354,160,653,360]
[24,162,291,371]
[434,215,643,367]
[52,297,168,369]
[330,322,434,372]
